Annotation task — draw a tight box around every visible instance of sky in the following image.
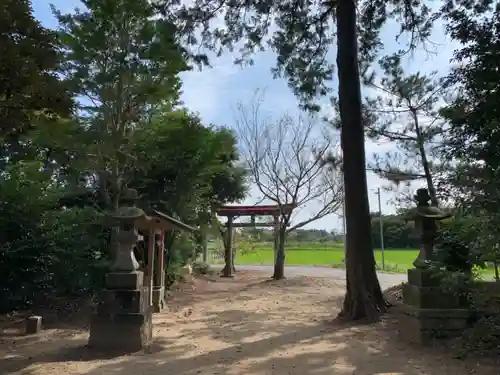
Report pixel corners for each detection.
[32,0,458,231]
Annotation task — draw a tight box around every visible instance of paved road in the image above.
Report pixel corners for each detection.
[212,264,406,290]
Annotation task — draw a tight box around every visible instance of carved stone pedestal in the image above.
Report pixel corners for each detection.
[400,268,469,344]
[88,270,152,352]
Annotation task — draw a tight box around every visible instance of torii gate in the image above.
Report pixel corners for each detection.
[216,204,295,277]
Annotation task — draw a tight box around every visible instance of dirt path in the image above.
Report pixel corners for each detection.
[1,273,496,375]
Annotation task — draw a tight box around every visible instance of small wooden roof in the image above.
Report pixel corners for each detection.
[216,204,295,216]
[135,210,198,232]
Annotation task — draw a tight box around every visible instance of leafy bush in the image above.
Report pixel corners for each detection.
[0,162,109,312]
[164,231,201,287]
[436,217,475,274]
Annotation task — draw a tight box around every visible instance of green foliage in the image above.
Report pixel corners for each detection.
[435,217,475,273]
[0,0,72,142]
[371,214,418,249]
[158,0,437,316]
[0,0,248,316]
[160,0,434,111]
[132,108,247,221]
[54,0,188,106]
[0,162,108,312]
[51,0,190,209]
[360,55,448,205]
[441,4,500,212]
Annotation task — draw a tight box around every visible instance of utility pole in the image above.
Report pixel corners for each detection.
[375,188,385,270]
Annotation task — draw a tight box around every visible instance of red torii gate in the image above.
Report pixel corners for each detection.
[216,204,295,277]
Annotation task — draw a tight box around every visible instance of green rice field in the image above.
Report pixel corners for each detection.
[207,242,419,272]
[206,242,497,277]
[239,249,415,270]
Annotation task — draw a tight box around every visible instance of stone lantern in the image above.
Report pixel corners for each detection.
[400,188,467,343]
[408,188,451,268]
[88,188,153,352]
[110,205,145,272]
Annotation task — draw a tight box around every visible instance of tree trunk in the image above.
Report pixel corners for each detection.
[336,0,387,321]
[220,245,236,275]
[221,218,235,277]
[411,109,438,206]
[201,224,208,263]
[231,246,237,272]
[272,228,286,280]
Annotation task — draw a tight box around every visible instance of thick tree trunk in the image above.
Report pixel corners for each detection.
[336,0,387,321]
[221,246,237,274]
[272,228,286,280]
[221,245,233,276]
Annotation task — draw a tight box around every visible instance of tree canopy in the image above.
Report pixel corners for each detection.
[0,0,247,313]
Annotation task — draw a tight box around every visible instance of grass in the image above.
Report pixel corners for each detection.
[206,242,418,273]
[236,246,416,272]
[207,242,498,278]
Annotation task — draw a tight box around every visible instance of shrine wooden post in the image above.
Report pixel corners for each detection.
[137,210,197,313]
[147,228,155,306]
[152,230,166,312]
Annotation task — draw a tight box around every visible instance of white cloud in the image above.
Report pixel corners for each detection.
[34,0,452,230]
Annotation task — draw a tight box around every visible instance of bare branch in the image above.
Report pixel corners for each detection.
[234,89,344,230]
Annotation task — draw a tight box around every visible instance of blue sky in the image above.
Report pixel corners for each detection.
[33,0,457,231]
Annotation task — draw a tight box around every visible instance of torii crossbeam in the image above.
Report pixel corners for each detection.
[216,204,295,277]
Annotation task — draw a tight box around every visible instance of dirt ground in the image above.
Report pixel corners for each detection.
[1,272,497,375]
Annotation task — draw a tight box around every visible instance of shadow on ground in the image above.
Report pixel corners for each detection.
[1,274,497,375]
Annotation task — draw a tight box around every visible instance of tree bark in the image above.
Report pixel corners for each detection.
[411,109,438,206]
[272,228,286,280]
[221,218,235,277]
[220,248,236,275]
[201,224,208,263]
[336,0,387,321]
[232,247,237,273]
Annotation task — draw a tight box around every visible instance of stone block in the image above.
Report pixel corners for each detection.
[399,305,469,344]
[25,316,42,334]
[97,289,146,315]
[407,268,442,287]
[88,309,153,352]
[105,271,144,290]
[403,283,459,309]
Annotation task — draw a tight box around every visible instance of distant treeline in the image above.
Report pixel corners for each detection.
[237,213,419,249]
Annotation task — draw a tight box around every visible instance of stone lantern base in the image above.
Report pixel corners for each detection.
[399,268,469,344]
[88,270,153,352]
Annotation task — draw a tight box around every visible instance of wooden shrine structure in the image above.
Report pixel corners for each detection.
[139,210,197,312]
[88,208,197,352]
[216,204,295,277]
